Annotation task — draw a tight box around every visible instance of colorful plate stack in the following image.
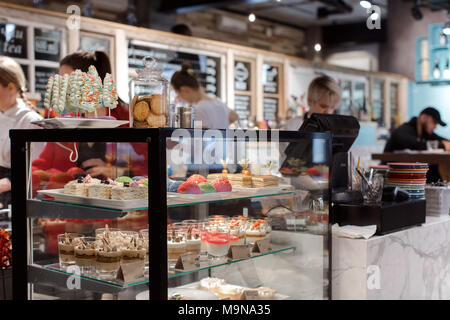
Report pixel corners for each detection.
[386,163,429,199]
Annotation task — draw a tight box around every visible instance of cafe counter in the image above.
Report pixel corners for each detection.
[332,215,450,299]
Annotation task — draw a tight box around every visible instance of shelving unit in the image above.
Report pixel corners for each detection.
[11,128,332,300]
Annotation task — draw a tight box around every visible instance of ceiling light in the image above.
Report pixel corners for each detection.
[314,43,322,52]
[248,13,256,22]
[360,1,372,9]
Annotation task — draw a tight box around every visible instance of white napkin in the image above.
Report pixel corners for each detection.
[332,224,377,239]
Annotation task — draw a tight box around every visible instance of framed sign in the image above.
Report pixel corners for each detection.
[263,97,278,121]
[263,64,279,94]
[34,28,61,62]
[0,23,27,59]
[128,41,221,98]
[234,61,251,92]
[234,94,251,120]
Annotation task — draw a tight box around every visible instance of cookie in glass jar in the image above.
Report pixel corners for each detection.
[150,94,165,115]
[133,100,150,122]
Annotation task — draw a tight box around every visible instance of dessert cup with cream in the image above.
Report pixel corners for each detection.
[206,224,230,261]
[57,233,81,269]
[139,229,149,276]
[74,236,97,274]
[95,237,122,279]
[167,223,187,266]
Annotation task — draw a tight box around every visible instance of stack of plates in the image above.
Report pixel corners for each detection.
[386,163,429,199]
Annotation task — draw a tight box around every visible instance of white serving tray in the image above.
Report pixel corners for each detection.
[37,189,153,210]
[232,184,295,195]
[32,118,129,129]
[167,190,241,205]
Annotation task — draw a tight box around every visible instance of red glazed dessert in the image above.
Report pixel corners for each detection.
[186,174,207,184]
[210,178,232,192]
[177,181,202,194]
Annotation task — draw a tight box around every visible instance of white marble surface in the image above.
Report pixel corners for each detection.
[332,216,450,299]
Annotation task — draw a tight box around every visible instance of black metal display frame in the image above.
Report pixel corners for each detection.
[10,128,332,300]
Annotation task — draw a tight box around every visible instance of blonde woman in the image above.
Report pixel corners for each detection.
[284,75,342,131]
[0,56,43,208]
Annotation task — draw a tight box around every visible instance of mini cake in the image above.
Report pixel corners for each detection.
[245,219,267,244]
[251,175,279,188]
[227,174,252,188]
[186,225,201,254]
[199,277,226,294]
[74,237,96,272]
[229,218,246,245]
[217,284,244,300]
[207,173,228,182]
[210,178,232,192]
[111,181,148,200]
[168,180,183,193]
[177,181,201,194]
[207,232,230,258]
[186,174,207,184]
[64,175,101,196]
[167,229,186,261]
[95,238,122,276]
[87,179,119,199]
[121,236,146,271]
[58,233,80,265]
[198,182,216,194]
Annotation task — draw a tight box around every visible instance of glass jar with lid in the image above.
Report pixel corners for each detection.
[129,56,169,127]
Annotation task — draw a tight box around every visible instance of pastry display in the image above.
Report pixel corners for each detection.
[245,219,268,244]
[167,225,187,261]
[57,233,81,267]
[198,182,216,194]
[185,225,201,254]
[177,181,202,194]
[227,174,253,188]
[87,179,119,199]
[121,236,146,269]
[186,174,207,185]
[111,181,148,200]
[168,180,183,193]
[251,175,279,188]
[74,237,96,274]
[210,178,232,192]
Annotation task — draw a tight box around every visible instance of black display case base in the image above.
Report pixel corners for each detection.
[332,199,426,235]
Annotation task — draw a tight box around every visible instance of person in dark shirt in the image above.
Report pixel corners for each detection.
[384,107,449,152]
[384,107,449,182]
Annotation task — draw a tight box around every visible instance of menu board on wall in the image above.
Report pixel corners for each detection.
[234,95,251,120]
[35,66,58,109]
[34,28,61,62]
[263,97,278,121]
[128,42,221,98]
[0,23,27,59]
[234,61,250,91]
[263,64,278,94]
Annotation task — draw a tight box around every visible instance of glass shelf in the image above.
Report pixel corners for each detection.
[30,188,297,218]
[168,245,295,279]
[29,244,296,291]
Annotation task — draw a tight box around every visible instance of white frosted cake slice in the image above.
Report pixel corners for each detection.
[87,179,121,199]
[64,178,87,196]
[111,181,148,200]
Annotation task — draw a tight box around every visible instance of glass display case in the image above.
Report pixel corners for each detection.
[10,128,332,300]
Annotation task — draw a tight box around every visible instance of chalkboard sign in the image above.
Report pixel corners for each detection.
[234,94,251,120]
[0,23,27,59]
[34,28,61,61]
[35,66,58,109]
[234,61,250,91]
[263,97,278,121]
[263,64,279,94]
[128,42,221,98]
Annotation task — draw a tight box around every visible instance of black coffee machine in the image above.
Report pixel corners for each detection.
[296,113,426,235]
